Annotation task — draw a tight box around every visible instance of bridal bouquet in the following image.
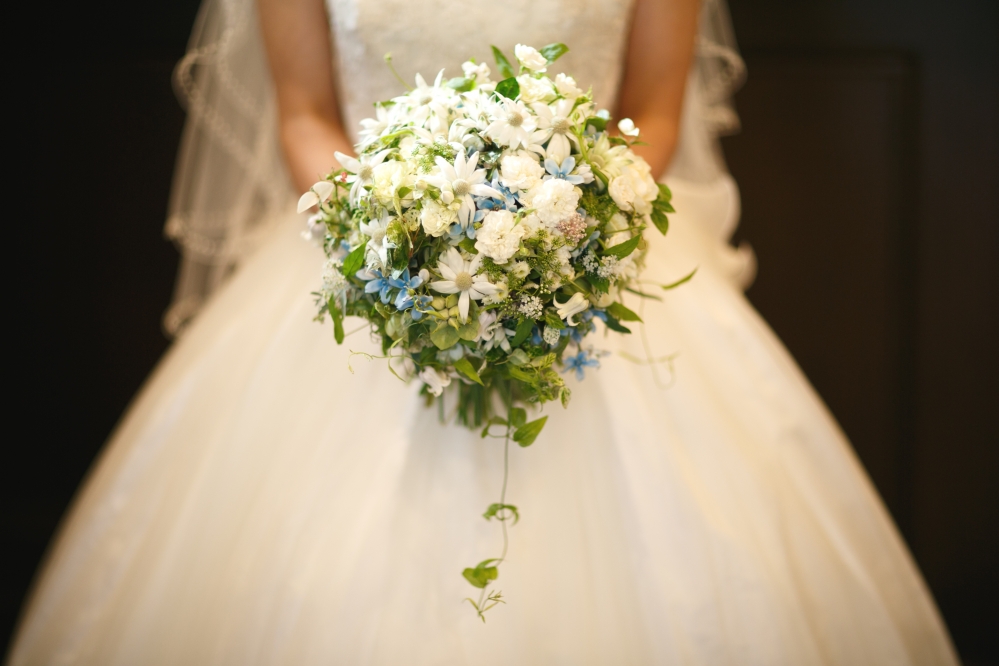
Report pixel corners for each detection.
[300,43,676,618]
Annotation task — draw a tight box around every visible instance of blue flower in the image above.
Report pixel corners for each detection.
[409,294,433,320]
[563,350,601,381]
[357,268,393,303]
[472,179,518,222]
[544,156,586,185]
[389,268,426,311]
[448,222,476,243]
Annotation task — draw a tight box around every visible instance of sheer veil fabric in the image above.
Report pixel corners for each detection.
[8,0,959,664]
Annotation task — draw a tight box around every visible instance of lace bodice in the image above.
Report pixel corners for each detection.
[326,0,635,143]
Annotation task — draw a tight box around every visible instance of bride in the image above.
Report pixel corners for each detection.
[8,0,960,663]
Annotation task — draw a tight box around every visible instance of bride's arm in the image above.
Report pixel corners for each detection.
[616,0,700,178]
[259,0,354,192]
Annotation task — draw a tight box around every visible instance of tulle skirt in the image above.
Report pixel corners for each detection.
[8,177,958,665]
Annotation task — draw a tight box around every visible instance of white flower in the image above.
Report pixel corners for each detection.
[358,104,395,146]
[542,326,561,345]
[419,367,451,396]
[554,73,582,99]
[517,212,544,238]
[499,153,545,192]
[370,160,413,205]
[532,99,579,163]
[518,294,544,319]
[483,280,509,305]
[475,210,527,264]
[359,214,394,268]
[297,180,335,213]
[508,260,531,279]
[515,44,548,72]
[320,258,346,297]
[555,245,574,276]
[609,160,659,214]
[332,149,391,206]
[587,133,630,180]
[394,70,452,126]
[554,292,590,326]
[529,178,581,226]
[485,97,538,150]
[424,151,500,228]
[429,247,498,322]
[618,118,640,137]
[302,213,326,245]
[517,74,555,103]
[420,198,458,237]
[462,60,491,82]
[477,310,513,352]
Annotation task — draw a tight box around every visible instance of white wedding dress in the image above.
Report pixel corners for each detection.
[9,0,960,664]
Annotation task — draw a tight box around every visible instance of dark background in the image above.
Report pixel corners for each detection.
[7,0,997,661]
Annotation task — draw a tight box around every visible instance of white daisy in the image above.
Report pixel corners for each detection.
[333,149,390,205]
[424,151,500,228]
[485,97,538,150]
[429,247,498,322]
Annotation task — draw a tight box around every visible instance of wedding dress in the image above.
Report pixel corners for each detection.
[8,0,960,664]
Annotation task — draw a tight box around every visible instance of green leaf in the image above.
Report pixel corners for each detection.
[341,240,368,278]
[607,301,642,322]
[483,503,520,524]
[430,323,460,349]
[495,77,520,100]
[662,268,697,290]
[509,407,527,428]
[651,207,669,235]
[539,42,570,64]
[507,365,535,383]
[624,286,663,301]
[491,46,515,79]
[447,76,475,92]
[590,275,610,293]
[513,416,548,447]
[657,182,673,202]
[481,416,508,438]
[510,318,534,347]
[603,235,641,259]
[543,311,565,330]
[462,559,500,589]
[328,297,345,344]
[454,357,484,385]
[603,314,632,334]
[459,237,478,254]
[457,317,480,341]
[585,116,608,132]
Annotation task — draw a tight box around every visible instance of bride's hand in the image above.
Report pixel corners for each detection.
[617,0,700,178]
[259,0,354,193]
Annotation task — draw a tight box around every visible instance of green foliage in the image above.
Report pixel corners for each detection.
[483,503,520,524]
[491,46,515,79]
[606,301,642,322]
[651,207,669,235]
[495,77,520,100]
[509,407,527,428]
[431,322,460,349]
[662,268,698,290]
[447,76,475,92]
[454,357,484,386]
[603,235,641,259]
[341,241,368,278]
[511,318,534,346]
[579,187,617,224]
[513,416,548,447]
[462,559,500,589]
[585,116,608,132]
[458,237,478,254]
[539,43,570,64]
[603,315,632,334]
[328,297,345,344]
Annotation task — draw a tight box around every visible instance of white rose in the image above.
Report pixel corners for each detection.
[371,160,412,204]
[462,60,491,82]
[474,209,527,264]
[514,44,548,72]
[554,73,582,99]
[608,174,638,211]
[610,161,659,214]
[530,178,581,226]
[517,74,555,103]
[499,153,545,192]
[420,199,457,237]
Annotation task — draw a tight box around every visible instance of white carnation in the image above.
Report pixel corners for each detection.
[507,260,531,279]
[530,178,581,226]
[474,209,526,264]
[420,199,457,237]
[499,154,545,192]
[609,161,659,215]
[515,44,548,72]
